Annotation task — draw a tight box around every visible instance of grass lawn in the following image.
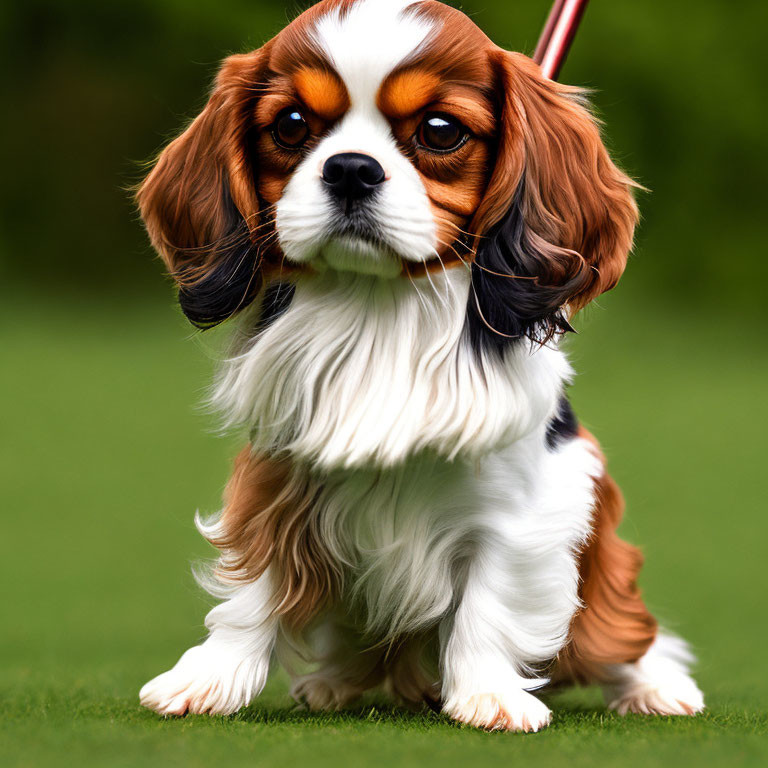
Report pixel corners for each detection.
[1,288,766,767]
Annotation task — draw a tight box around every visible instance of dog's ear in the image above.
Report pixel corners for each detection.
[137,47,271,328]
[467,51,638,353]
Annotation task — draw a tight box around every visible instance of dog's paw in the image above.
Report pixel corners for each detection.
[290,674,362,711]
[140,643,266,717]
[608,676,705,717]
[444,690,552,732]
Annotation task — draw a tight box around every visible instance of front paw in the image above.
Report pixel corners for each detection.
[140,643,267,717]
[444,690,552,732]
[290,674,362,711]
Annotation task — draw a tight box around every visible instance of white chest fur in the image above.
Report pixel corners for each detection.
[213,268,571,470]
[314,431,601,645]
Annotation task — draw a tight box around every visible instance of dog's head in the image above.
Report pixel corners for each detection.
[138,0,637,346]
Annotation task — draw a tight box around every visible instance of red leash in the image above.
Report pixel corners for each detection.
[533,0,590,80]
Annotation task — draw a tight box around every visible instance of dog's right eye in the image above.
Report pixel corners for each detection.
[416,113,469,154]
[272,109,309,149]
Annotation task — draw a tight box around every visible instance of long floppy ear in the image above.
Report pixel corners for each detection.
[467,51,639,354]
[137,46,271,328]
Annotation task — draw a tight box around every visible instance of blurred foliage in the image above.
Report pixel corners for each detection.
[1,0,766,313]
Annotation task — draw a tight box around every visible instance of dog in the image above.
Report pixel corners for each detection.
[136,0,704,731]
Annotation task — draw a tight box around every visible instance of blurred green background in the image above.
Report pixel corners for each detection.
[1,1,766,766]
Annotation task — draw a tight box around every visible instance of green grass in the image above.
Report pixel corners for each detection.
[1,288,766,767]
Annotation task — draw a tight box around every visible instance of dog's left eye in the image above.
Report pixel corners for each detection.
[416,113,469,153]
[272,109,309,149]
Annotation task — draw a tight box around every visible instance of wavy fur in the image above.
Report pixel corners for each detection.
[137,0,703,730]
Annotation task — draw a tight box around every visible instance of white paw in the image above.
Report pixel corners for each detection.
[444,690,552,732]
[608,675,705,717]
[140,643,267,717]
[291,674,362,711]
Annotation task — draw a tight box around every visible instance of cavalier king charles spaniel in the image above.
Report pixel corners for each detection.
[136,0,704,731]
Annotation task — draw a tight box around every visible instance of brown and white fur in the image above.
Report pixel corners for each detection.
[136,0,704,731]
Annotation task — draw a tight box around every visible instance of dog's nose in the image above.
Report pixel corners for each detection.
[322,152,385,204]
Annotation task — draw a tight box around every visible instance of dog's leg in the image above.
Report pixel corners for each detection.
[290,613,386,711]
[557,632,705,716]
[600,632,705,716]
[139,573,278,716]
[553,449,704,716]
[140,447,330,717]
[440,435,602,732]
[385,632,441,708]
[440,550,560,732]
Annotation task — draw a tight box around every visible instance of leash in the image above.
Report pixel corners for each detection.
[533,0,590,80]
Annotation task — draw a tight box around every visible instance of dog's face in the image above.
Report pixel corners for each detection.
[139,0,637,345]
[269,0,496,279]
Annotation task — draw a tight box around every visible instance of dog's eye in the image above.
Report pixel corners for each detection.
[417,113,468,153]
[272,109,309,149]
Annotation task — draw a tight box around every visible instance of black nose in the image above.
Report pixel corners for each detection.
[322,152,386,206]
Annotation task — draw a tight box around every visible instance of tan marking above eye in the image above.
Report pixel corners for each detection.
[378,68,441,119]
[293,67,349,121]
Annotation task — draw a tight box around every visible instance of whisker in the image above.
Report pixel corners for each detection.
[405,268,431,314]
[471,263,538,280]
[469,279,520,341]
[431,214,486,243]
[434,235,471,262]
[432,229,537,281]
[421,256,449,310]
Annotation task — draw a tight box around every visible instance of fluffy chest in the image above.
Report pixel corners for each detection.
[314,433,600,641]
[213,269,571,470]
[317,454,478,637]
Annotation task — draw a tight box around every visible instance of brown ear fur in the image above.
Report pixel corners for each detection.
[472,51,639,312]
[136,47,271,327]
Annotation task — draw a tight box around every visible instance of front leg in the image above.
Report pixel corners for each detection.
[440,435,599,731]
[440,556,553,731]
[290,611,387,711]
[140,573,278,716]
[441,511,588,732]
